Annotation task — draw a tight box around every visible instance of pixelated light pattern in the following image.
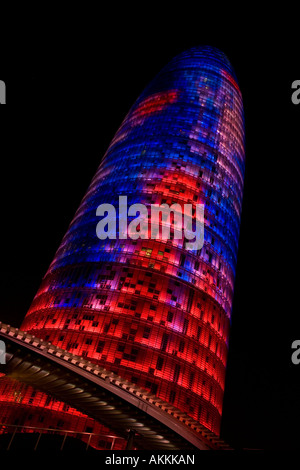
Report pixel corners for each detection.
[0,46,245,448]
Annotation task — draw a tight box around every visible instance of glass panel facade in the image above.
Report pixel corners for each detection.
[0,46,245,447]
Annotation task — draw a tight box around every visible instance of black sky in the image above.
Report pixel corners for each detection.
[0,16,299,450]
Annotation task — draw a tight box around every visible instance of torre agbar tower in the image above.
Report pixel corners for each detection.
[0,46,245,449]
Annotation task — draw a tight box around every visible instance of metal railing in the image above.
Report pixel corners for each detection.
[0,423,125,451]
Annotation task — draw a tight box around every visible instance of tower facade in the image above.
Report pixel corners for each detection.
[0,46,245,448]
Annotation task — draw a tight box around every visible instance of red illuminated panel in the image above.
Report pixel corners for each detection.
[109,90,179,148]
[130,90,179,122]
[221,69,241,95]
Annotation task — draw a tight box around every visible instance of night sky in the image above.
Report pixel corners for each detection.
[0,17,299,451]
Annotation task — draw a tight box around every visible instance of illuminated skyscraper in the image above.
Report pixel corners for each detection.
[0,46,245,449]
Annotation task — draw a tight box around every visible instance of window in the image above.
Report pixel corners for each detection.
[142,247,153,256]
[169,389,176,404]
[143,326,151,339]
[45,396,51,407]
[161,333,169,352]
[189,372,194,388]
[198,404,202,420]
[179,254,186,267]
[183,318,189,334]
[83,314,94,320]
[96,341,105,353]
[197,326,202,340]
[173,364,180,383]
[167,311,173,322]
[156,356,164,370]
